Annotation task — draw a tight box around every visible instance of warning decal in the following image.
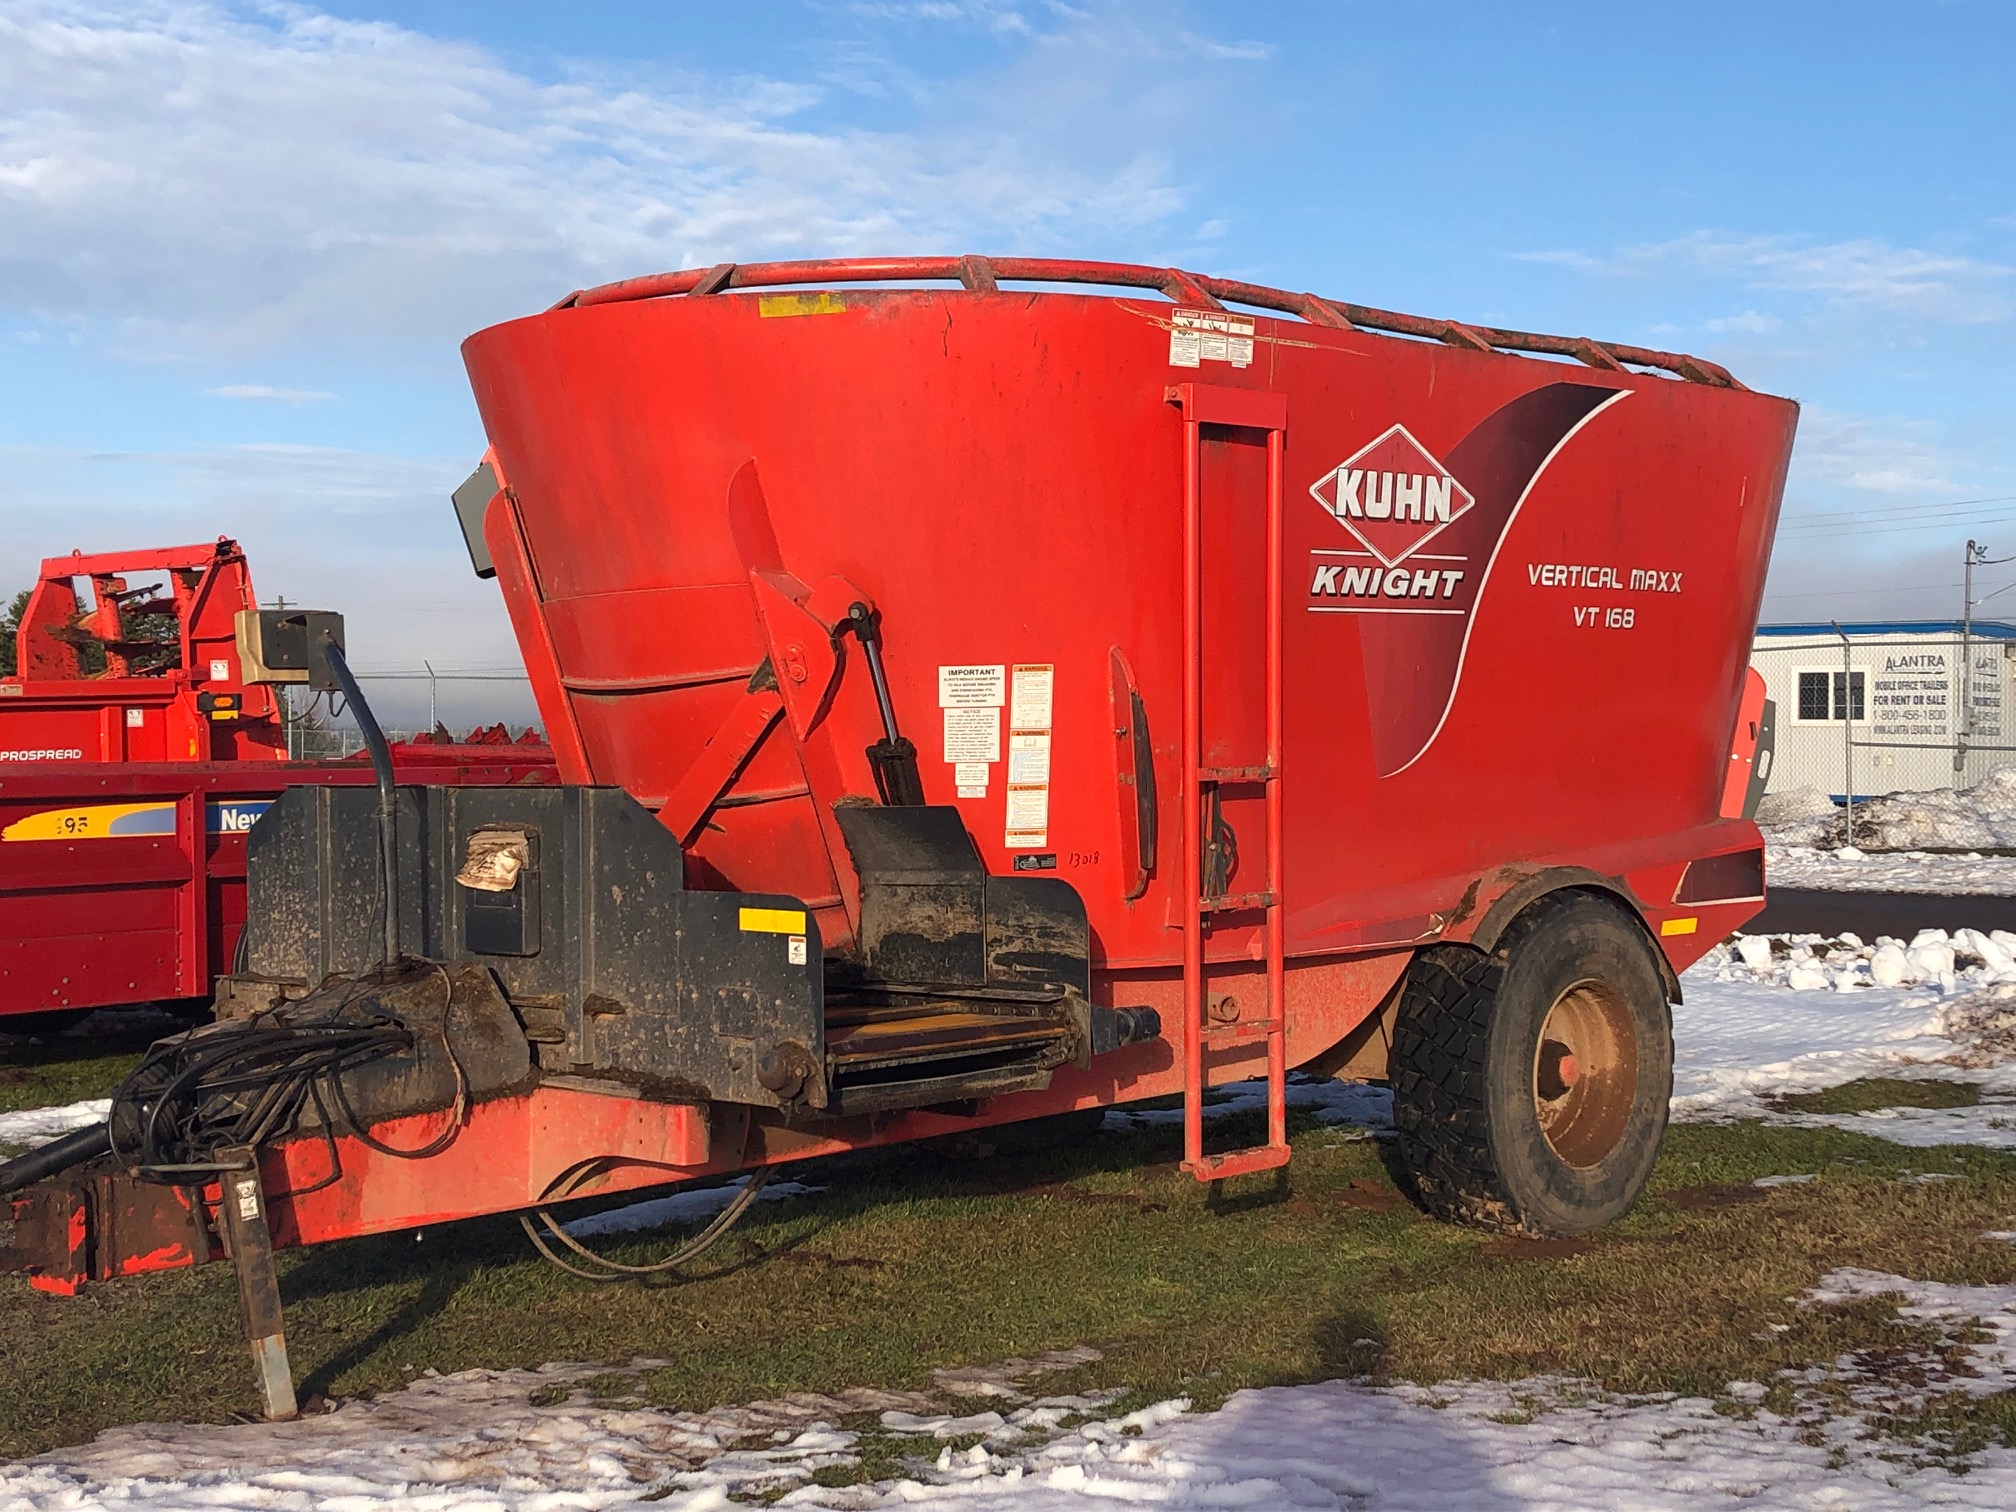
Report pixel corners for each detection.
[1005,663,1056,849]
[1168,309,1255,370]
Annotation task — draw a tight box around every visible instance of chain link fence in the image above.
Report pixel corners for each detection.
[1755,629,2016,851]
[276,671,541,759]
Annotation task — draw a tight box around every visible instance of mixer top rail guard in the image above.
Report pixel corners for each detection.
[557,254,1744,390]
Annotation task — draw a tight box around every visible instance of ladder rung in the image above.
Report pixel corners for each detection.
[1202,1018,1282,1047]
[1199,890,1274,914]
[1199,764,1275,783]
[1182,1144,1290,1181]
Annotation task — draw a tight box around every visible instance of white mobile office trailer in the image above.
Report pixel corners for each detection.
[1751,620,2016,800]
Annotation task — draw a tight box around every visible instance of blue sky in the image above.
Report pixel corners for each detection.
[2,0,2011,719]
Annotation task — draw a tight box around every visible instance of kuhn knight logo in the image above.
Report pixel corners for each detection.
[1306,384,1629,776]
[1309,425,1476,570]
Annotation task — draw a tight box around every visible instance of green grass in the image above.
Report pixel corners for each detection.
[1770,1078,1987,1115]
[0,1022,162,1159]
[4,1103,2015,1459]
[0,1028,152,1118]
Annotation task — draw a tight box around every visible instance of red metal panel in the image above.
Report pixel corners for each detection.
[0,751,557,1019]
[267,1086,712,1246]
[1721,666,1770,819]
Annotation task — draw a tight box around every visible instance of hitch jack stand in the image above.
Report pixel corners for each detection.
[217,1145,299,1421]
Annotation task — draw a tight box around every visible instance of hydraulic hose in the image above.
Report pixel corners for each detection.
[320,634,401,965]
[0,1122,111,1196]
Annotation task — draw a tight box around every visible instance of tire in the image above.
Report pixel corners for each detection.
[1390,890,1673,1237]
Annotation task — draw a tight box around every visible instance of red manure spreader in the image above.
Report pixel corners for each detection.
[2,258,1790,1418]
[0,538,553,1031]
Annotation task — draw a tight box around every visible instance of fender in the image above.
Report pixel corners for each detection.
[1447,864,1683,1003]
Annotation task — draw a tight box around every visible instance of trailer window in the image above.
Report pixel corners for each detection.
[1796,670,1863,722]
[1797,673,1828,721]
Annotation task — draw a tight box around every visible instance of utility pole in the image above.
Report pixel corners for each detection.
[1834,621,1854,836]
[424,659,438,735]
[1959,543,2016,779]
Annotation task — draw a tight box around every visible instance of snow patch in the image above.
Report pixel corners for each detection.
[562,1178,825,1238]
[1672,935,2016,1141]
[12,1273,2016,1509]
[0,1098,109,1149]
[1102,1073,1393,1137]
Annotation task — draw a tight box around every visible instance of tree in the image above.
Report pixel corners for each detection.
[0,589,27,678]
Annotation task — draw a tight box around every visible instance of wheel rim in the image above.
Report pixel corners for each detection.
[1532,979,1637,1168]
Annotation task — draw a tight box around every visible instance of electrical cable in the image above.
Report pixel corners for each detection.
[518,1163,775,1282]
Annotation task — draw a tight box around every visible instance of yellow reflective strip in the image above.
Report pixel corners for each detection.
[1660,917,1699,937]
[739,907,808,935]
[757,293,845,318]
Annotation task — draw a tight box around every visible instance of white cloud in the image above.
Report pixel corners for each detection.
[204,384,335,401]
[0,1,1201,354]
[1784,407,1980,500]
[1705,309,1780,335]
[1523,232,2014,323]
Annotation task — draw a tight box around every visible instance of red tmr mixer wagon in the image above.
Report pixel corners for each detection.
[0,538,553,1030]
[2,258,1791,1418]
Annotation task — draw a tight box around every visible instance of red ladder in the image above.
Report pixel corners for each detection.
[1171,382,1289,1182]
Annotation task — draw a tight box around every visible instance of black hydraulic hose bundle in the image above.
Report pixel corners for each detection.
[0,970,468,1197]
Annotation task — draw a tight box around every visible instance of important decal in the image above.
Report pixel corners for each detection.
[939,664,1006,794]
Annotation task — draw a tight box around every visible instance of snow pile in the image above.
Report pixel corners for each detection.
[1699,927,2016,995]
[1757,767,2016,883]
[11,1274,2016,1509]
[0,1099,109,1150]
[1844,765,2016,851]
[1756,784,1843,845]
[1767,843,2016,894]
